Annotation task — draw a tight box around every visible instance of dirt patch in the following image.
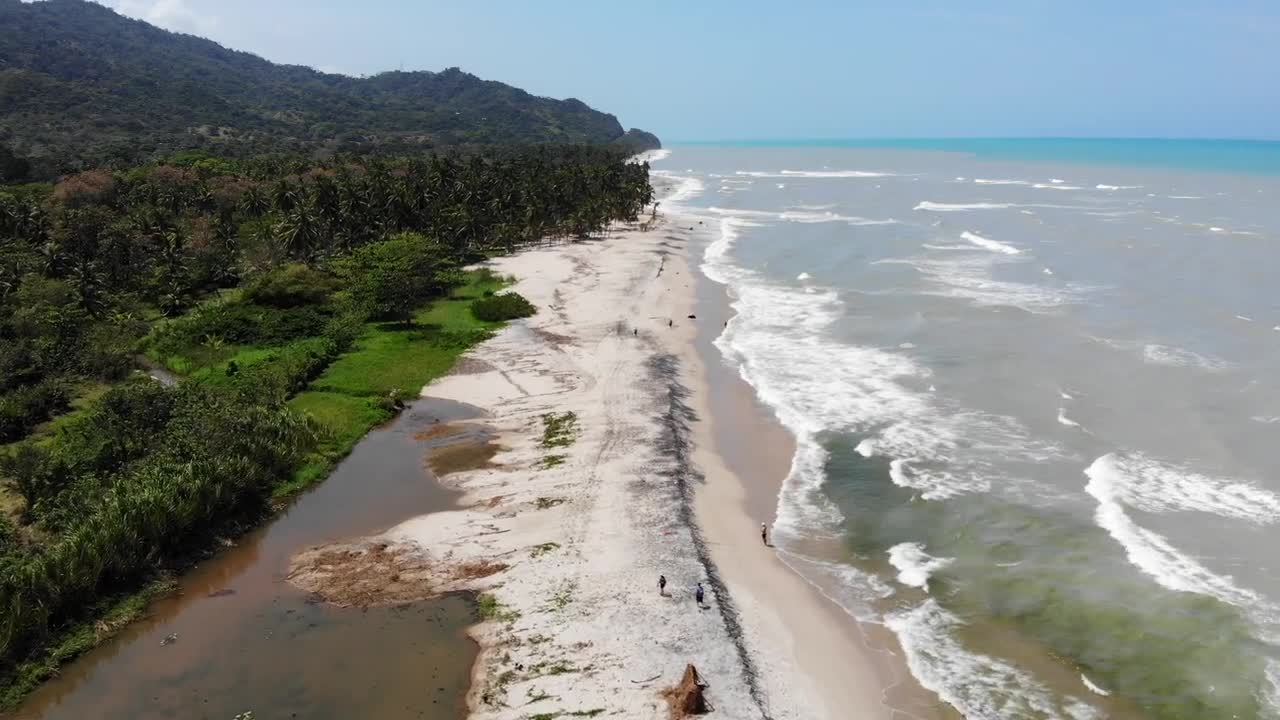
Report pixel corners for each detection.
[531,326,575,348]
[427,438,501,476]
[287,542,509,608]
[449,357,496,375]
[287,541,438,608]
[413,422,468,442]
[453,560,508,581]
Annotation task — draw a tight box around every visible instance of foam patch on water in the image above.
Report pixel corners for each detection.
[1096,184,1142,190]
[1142,344,1230,372]
[915,201,1016,212]
[1057,408,1081,428]
[975,178,1032,185]
[1264,658,1280,716]
[1085,454,1276,611]
[796,272,811,281]
[888,542,954,591]
[1088,452,1280,524]
[1080,674,1110,697]
[631,148,671,164]
[655,172,705,208]
[879,255,1082,313]
[961,231,1021,255]
[776,550,894,622]
[886,600,1104,720]
[703,215,1063,511]
[705,206,897,226]
[735,169,894,178]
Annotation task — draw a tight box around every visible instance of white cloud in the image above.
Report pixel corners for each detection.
[104,0,219,36]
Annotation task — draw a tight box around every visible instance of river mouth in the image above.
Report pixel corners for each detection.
[16,398,486,720]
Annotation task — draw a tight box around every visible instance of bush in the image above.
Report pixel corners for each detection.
[339,233,454,324]
[243,264,340,309]
[147,301,332,363]
[470,292,536,322]
[0,381,71,443]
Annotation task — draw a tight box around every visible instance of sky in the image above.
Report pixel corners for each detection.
[96,0,1280,141]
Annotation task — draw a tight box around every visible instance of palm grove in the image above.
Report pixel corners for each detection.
[0,145,653,703]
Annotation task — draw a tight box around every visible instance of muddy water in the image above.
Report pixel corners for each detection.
[17,399,486,720]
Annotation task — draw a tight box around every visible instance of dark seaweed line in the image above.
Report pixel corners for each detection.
[647,353,773,720]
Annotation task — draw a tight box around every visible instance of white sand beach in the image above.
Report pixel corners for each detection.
[288,184,923,718]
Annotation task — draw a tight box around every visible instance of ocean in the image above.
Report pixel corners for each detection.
[651,140,1280,720]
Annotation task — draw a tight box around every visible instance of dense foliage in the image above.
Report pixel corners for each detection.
[0,143,653,700]
[471,291,538,322]
[0,0,659,177]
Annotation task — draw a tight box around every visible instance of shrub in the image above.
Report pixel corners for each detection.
[0,381,71,443]
[243,264,340,309]
[470,292,536,322]
[339,233,454,324]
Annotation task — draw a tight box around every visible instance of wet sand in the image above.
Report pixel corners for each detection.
[16,399,484,720]
[687,222,954,720]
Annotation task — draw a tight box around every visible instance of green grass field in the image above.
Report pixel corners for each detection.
[282,271,508,496]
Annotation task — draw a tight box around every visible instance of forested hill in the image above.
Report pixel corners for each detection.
[0,0,660,177]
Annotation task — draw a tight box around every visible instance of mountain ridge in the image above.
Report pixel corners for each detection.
[0,0,659,176]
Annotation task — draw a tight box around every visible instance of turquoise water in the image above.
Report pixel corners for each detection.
[654,144,1280,719]
[671,138,1280,176]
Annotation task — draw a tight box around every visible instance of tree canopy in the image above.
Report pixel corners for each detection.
[0,0,660,177]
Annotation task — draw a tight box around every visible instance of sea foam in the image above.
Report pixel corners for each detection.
[1141,344,1229,372]
[888,542,954,591]
[735,169,893,178]
[704,214,1062,512]
[886,600,1103,720]
[961,231,1021,255]
[915,201,1016,212]
[1084,454,1273,610]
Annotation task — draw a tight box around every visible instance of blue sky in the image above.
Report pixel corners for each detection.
[100,0,1280,141]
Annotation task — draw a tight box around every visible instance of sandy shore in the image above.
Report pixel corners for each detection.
[288,184,919,717]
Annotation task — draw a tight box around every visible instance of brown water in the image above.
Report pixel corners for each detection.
[15,398,485,720]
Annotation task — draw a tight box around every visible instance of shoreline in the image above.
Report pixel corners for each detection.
[326,178,936,718]
[687,227,951,720]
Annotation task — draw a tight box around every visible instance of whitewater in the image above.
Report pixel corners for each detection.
[652,141,1280,720]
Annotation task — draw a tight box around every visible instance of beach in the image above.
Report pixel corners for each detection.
[290,178,924,718]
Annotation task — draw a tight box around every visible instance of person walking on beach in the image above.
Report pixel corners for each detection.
[761,522,770,547]
[658,574,667,596]
[695,582,705,608]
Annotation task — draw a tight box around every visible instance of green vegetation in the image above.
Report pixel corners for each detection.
[470,291,537,322]
[285,272,507,490]
[530,542,561,558]
[0,142,651,706]
[0,577,175,710]
[549,583,576,611]
[540,454,567,470]
[0,0,659,177]
[541,412,579,449]
[476,593,520,624]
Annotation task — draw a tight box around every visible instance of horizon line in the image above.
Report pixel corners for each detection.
[664,136,1280,145]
